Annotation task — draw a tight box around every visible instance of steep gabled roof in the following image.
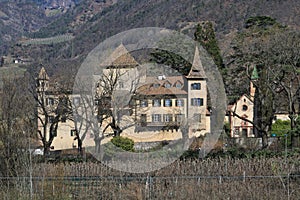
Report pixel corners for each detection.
[186,46,207,79]
[228,94,254,112]
[38,67,49,80]
[100,44,139,67]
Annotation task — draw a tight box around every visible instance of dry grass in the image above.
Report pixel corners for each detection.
[1,155,299,199]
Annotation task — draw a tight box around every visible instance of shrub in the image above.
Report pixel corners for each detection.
[111,136,134,152]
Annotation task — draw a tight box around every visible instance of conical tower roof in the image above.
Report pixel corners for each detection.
[186,46,207,79]
[100,44,139,67]
[251,66,259,80]
[38,66,49,80]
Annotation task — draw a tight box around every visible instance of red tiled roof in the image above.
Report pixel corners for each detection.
[136,76,187,95]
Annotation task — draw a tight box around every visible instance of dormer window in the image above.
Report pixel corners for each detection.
[153,83,160,88]
[164,82,171,88]
[175,82,182,88]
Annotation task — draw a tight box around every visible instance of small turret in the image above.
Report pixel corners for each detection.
[37,66,49,91]
[250,66,258,100]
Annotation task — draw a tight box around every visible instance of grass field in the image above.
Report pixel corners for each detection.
[19,34,74,46]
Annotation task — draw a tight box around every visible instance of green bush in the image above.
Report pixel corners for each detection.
[245,16,277,29]
[111,136,134,152]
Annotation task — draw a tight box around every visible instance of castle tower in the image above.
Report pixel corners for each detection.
[186,46,207,134]
[37,66,49,92]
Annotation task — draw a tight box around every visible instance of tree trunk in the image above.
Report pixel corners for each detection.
[94,137,100,154]
[261,130,269,149]
[289,114,297,148]
[77,138,83,155]
[43,143,50,158]
[113,128,122,137]
[94,134,104,155]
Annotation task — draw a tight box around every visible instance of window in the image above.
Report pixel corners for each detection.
[51,128,57,137]
[176,99,184,107]
[70,129,77,137]
[48,116,55,123]
[234,128,240,135]
[242,105,248,111]
[191,83,201,90]
[73,97,81,106]
[164,99,172,107]
[153,99,161,107]
[191,98,203,106]
[163,114,173,122]
[152,114,161,122]
[175,114,184,123]
[140,100,148,107]
[140,114,147,126]
[47,98,54,105]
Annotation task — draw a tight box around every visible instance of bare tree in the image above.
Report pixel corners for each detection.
[71,94,91,154]
[226,17,300,148]
[266,31,300,147]
[91,67,140,153]
[31,68,72,156]
[0,74,36,194]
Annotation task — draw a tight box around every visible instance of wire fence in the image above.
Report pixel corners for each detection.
[0,155,299,199]
[1,174,300,181]
[0,174,299,199]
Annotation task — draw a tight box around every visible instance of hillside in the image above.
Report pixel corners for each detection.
[13,0,300,59]
[0,1,47,56]
[6,0,300,86]
[0,0,85,56]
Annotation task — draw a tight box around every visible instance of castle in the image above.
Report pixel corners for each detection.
[36,44,211,150]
